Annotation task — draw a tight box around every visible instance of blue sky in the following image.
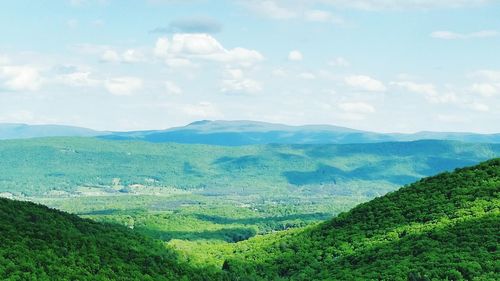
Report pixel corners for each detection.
[1,0,499,133]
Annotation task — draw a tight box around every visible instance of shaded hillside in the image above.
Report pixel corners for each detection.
[0,198,219,280]
[1,138,499,196]
[223,159,500,280]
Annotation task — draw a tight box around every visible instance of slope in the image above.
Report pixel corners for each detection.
[1,137,499,197]
[0,197,219,280]
[223,159,500,280]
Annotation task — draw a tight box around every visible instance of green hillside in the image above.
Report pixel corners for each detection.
[0,198,219,281]
[222,159,500,280]
[1,137,498,256]
[1,137,499,196]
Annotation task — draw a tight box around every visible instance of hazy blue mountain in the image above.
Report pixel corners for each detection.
[0,123,108,140]
[103,120,500,145]
[2,120,500,145]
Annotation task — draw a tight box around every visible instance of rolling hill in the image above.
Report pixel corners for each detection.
[2,120,500,145]
[104,120,500,145]
[1,137,499,197]
[0,197,219,280]
[222,159,500,280]
[0,123,107,140]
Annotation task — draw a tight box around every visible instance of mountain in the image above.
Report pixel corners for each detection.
[2,120,500,145]
[222,159,500,280]
[0,197,220,280]
[101,120,388,145]
[0,123,108,140]
[103,120,500,145]
[1,137,499,197]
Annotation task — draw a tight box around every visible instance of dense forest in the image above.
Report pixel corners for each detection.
[222,159,500,280]
[0,159,498,280]
[1,137,498,197]
[0,198,221,280]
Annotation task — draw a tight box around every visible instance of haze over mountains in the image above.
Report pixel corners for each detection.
[1,120,500,145]
[0,123,106,140]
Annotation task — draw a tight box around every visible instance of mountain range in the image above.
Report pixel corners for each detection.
[1,120,500,145]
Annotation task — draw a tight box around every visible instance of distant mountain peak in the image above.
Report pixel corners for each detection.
[188,120,212,126]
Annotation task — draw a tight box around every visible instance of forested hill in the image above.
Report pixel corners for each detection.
[0,198,220,280]
[2,137,500,197]
[223,159,500,280]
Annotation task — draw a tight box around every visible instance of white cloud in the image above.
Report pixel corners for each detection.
[390,80,459,104]
[431,30,498,40]
[471,83,498,97]
[304,9,331,21]
[298,72,316,79]
[100,50,121,63]
[169,33,225,55]
[471,70,500,82]
[338,102,376,113]
[391,81,437,96]
[165,80,183,95]
[337,101,376,120]
[272,68,287,77]
[328,57,350,67]
[468,102,489,112]
[122,49,146,63]
[437,114,466,123]
[241,0,493,17]
[154,37,170,58]
[242,0,296,19]
[165,58,197,68]
[105,77,143,96]
[0,65,42,91]
[182,102,221,118]
[0,110,36,123]
[154,34,264,66]
[427,92,458,104]
[345,75,386,92]
[304,9,343,24]
[288,50,303,61]
[319,0,492,10]
[241,2,345,24]
[221,68,262,94]
[58,71,101,87]
[0,55,10,65]
[101,49,145,63]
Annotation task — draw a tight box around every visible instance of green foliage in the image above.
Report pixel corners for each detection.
[1,137,497,196]
[223,159,500,280]
[0,198,221,280]
[1,137,499,280]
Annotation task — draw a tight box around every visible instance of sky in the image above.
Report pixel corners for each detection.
[1,0,500,133]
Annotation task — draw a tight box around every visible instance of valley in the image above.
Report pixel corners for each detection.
[1,135,499,278]
[2,1,499,279]
[1,154,498,280]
